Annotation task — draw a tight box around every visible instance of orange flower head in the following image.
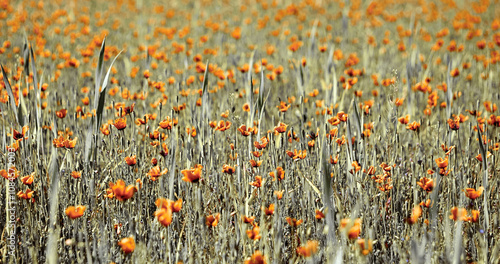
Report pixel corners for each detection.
[65,205,86,219]
[277,101,291,112]
[246,225,261,240]
[357,239,373,255]
[250,176,263,188]
[449,207,469,221]
[315,209,325,220]
[244,250,267,264]
[154,207,173,227]
[447,115,460,130]
[222,164,236,174]
[263,204,275,215]
[254,137,269,150]
[407,205,422,224]
[340,218,362,239]
[286,217,303,227]
[435,156,448,168]
[463,186,484,200]
[242,103,250,112]
[296,240,319,257]
[118,237,135,254]
[407,121,421,131]
[238,125,254,136]
[398,115,410,125]
[181,164,203,183]
[113,118,127,130]
[17,188,34,199]
[470,210,480,222]
[56,109,67,119]
[337,111,348,122]
[417,177,434,193]
[147,166,168,181]
[62,137,78,149]
[71,171,81,179]
[21,172,35,185]
[273,122,287,134]
[243,216,256,224]
[109,180,136,201]
[206,213,221,227]
[124,155,137,166]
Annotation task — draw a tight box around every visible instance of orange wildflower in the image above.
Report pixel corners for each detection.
[222,164,236,174]
[21,172,35,185]
[447,115,460,130]
[398,115,410,125]
[181,164,203,183]
[71,171,81,179]
[147,166,168,181]
[1,167,19,180]
[100,124,110,135]
[337,111,348,122]
[113,117,127,130]
[206,213,220,227]
[435,157,448,168]
[108,180,136,201]
[340,218,362,239]
[286,217,303,227]
[484,101,497,113]
[238,125,256,136]
[357,239,373,255]
[417,177,434,192]
[244,250,266,264]
[65,205,86,219]
[277,101,291,112]
[254,137,269,149]
[407,205,422,224]
[286,149,307,160]
[250,176,263,188]
[118,237,135,254]
[56,109,67,118]
[124,155,137,166]
[273,122,287,134]
[463,186,484,200]
[296,240,319,257]
[63,137,78,149]
[449,207,469,221]
[154,207,173,227]
[17,189,34,199]
[243,216,256,224]
[315,209,325,220]
[263,204,275,215]
[406,121,420,131]
[246,225,261,240]
[470,210,480,222]
[214,120,232,132]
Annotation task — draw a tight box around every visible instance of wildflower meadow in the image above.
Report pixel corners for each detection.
[0,0,499,263]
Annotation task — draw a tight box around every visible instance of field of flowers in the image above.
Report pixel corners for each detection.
[0,0,499,263]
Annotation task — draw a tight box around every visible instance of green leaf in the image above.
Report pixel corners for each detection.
[96,50,123,130]
[23,38,30,77]
[84,116,95,163]
[201,60,209,122]
[1,65,19,125]
[94,37,106,110]
[201,61,209,94]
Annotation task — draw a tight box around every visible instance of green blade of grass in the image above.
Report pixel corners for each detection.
[94,38,106,110]
[1,65,19,126]
[96,49,123,130]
